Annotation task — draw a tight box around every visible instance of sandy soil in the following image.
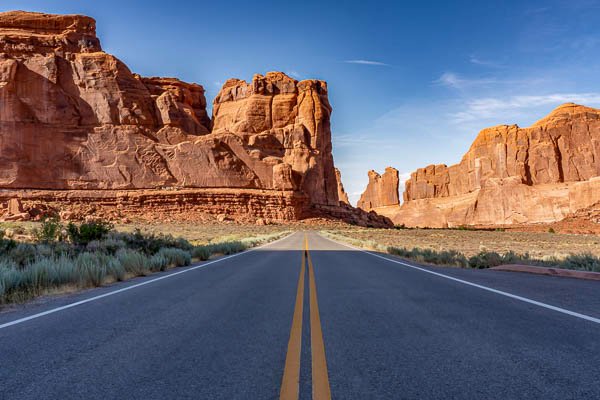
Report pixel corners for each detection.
[321,226,600,259]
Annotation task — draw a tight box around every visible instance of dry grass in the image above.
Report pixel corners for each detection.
[322,226,600,259]
[113,221,295,245]
[1,221,293,245]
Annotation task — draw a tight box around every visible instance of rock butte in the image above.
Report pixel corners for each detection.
[357,167,400,211]
[362,103,600,227]
[0,11,390,227]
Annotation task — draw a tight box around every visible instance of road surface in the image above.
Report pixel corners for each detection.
[1,231,599,399]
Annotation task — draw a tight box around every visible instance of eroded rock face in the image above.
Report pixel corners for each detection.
[212,72,339,206]
[390,104,600,227]
[334,168,350,205]
[0,11,351,223]
[357,167,400,211]
[404,104,600,201]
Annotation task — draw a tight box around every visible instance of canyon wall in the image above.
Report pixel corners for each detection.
[375,103,600,227]
[0,11,391,227]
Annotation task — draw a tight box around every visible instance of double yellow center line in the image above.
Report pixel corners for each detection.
[280,234,331,400]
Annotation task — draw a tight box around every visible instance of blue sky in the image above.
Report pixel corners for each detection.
[3,1,600,204]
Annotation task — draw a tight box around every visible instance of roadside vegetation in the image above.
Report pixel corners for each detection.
[0,218,289,305]
[321,230,600,272]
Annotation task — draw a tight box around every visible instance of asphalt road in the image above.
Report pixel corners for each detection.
[1,231,599,399]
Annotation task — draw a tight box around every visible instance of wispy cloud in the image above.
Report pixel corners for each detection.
[469,55,503,68]
[344,59,390,66]
[434,72,498,89]
[288,70,302,79]
[451,93,600,123]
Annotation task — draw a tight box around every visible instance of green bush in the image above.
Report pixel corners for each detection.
[34,216,63,243]
[67,220,114,246]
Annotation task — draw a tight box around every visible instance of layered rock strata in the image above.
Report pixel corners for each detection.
[373,104,600,227]
[0,11,390,225]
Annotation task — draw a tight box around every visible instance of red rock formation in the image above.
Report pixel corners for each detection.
[334,168,350,205]
[357,167,400,211]
[388,104,600,227]
[212,72,339,206]
[0,11,392,226]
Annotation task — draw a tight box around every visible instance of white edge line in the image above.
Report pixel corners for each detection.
[320,233,600,325]
[0,232,296,330]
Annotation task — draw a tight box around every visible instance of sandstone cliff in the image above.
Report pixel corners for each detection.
[0,11,391,227]
[357,167,400,211]
[379,103,600,227]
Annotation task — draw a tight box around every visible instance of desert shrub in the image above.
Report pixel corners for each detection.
[430,250,468,267]
[75,252,109,287]
[34,216,63,243]
[86,237,126,254]
[9,243,38,267]
[388,246,412,258]
[548,227,556,233]
[21,258,53,293]
[192,246,211,261]
[50,256,79,285]
[388,246,468,267]
[34,244,54,258]
[155,247,191,268]
[67,220,114,246]
[114,229,193,255]
[207,241,246,255]
[468,251,505,269]
[0,237,16,253]
[149,254,169,272]
[560,253,600,272]
[116,248,150,276]
[0,261,21,300]
[501,250,528,265]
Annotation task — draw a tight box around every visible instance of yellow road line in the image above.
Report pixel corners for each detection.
[279,241,306,400]
[307,235,332,400]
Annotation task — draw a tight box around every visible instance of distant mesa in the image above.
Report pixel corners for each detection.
[360,103,600,227]
[0,11,391,227]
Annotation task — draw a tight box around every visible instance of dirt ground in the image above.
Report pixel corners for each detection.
[321,226,600,259]
[2,219,599,259]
